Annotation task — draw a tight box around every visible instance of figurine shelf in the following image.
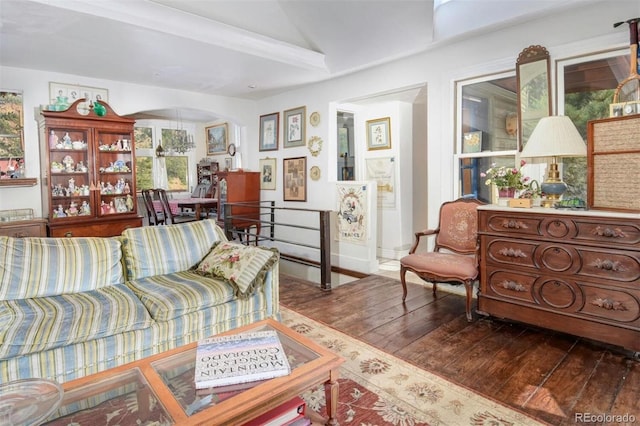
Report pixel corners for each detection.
[38,99,142,237]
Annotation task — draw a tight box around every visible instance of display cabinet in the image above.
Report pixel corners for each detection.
[38,99,142,237]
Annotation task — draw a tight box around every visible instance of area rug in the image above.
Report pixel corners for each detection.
[281,307,544,426]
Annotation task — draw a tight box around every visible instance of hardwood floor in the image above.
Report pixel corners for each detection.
[279,274,640,425]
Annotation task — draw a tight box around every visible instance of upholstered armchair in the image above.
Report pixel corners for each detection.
[400,197,485,321]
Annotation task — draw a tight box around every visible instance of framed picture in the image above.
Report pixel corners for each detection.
[463,131,482,153]
[206,123,228,155]
[259,157,277,190]
[259,112,279,151]
[366,117,391,150]
[283,156,307,201]
[224,157,232,171]
[49,82,109,105]
[284,106,306,148]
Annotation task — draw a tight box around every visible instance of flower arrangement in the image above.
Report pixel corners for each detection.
[481,160,529,190]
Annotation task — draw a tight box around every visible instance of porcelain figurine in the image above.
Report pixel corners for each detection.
[66,201,78,216]
[80,201,91,215]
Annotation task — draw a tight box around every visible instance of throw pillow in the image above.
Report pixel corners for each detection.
[194,242,279,298]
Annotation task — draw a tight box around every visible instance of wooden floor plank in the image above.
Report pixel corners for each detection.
[560,350,630,425]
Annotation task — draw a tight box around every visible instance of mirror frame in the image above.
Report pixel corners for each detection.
[516,45,552,151]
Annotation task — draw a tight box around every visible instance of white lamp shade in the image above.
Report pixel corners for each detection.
[521,116,586,158]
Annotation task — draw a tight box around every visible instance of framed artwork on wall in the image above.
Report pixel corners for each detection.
[259,157,277,190]
[206,123,228,155]
[259,112,279,151]
[283,156,306,201]
[284,106,306,148]
[366,117,391,150]
[49,82,109,106]
[463,131,483,153]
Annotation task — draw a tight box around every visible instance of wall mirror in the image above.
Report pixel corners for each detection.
[516,45,551,150]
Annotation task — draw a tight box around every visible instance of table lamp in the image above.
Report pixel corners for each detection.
[520,115,586,207]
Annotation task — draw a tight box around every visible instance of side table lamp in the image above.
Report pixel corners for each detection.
[520,115,586,207]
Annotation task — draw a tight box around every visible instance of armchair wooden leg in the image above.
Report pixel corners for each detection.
[400,266,408,301]
[463,280,474,322]
[432,283,438,296]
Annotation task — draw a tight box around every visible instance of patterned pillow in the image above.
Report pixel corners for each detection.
[194,242,279,298]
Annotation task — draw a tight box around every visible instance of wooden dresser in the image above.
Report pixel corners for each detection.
[0,218,47,238]
[477,206,640,358]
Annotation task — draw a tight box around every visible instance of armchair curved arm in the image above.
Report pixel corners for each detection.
[409,227,439,254]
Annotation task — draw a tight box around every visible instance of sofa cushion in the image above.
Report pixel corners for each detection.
[195,242,279,298]
[0,284,152,359]
[0,236,124,300]
[126,270,235,321]
[120,219,226,280]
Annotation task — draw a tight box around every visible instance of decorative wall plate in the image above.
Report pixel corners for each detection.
[308,136,322,156]
[310,111,320,127]
[310,165,321,180]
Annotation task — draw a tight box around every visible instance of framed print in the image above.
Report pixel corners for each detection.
[284,106,306,148]
[366,117,391,150]
[49,82,108,114]
[259,112,279,151]
[224,157,232,171]
[283,156,307,201]
[463,131,482,153]
[259,157,277,190]
[366,157,395,207]
[206,123,228,155]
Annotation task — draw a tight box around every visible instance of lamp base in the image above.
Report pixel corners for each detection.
[540,161,567,208]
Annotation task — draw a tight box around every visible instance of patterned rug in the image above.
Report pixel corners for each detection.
[281,307,545,426]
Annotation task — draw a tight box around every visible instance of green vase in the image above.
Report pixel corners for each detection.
[93,101,107,117]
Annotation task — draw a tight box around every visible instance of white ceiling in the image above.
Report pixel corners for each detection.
[1,0,591,120]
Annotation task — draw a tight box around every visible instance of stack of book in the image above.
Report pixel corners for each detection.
[243,396,309,426]
[194,329,291,389]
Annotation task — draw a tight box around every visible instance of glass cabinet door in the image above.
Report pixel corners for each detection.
[95,130,135,216]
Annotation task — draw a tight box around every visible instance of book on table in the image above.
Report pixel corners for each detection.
[194,329,291,389]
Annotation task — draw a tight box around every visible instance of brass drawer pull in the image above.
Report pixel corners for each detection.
[592,258,625,272]
[498,247,527,258]
[501,280,526,292]
[592,226,626,239]
[591,297,627,311]
[501,219,528,229]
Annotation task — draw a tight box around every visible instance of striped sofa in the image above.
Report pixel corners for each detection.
[0,219,279,384]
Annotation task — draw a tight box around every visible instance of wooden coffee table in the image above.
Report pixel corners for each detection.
[43,319,344,425]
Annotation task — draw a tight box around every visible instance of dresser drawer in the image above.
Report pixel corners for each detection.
[577,247,640,284]
[0,219,47,237]
[574,220,640,248]
[578,282,640,324]
[484,237,537,268]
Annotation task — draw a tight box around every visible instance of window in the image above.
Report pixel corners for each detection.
[455,71,517,202]
[557,48,629,201]
[134,121,195,192]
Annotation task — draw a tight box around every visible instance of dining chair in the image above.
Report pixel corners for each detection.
[399,197,485,322]
[155,188,197,225]
[141,188,164,226]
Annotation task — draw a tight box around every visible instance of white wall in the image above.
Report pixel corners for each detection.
[1,0,635,274]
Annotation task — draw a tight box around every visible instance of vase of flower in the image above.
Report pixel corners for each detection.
[498,187,517,198]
